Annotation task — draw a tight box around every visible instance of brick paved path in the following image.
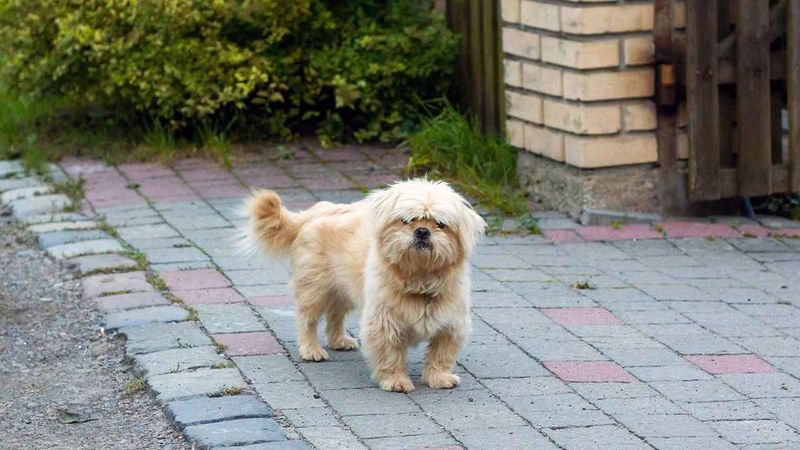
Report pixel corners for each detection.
[3,147,800,449]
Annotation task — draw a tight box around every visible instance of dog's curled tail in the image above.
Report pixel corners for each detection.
[243,190,302,257]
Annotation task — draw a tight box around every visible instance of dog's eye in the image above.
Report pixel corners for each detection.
[401,218,411,225]
[435,220,447,229]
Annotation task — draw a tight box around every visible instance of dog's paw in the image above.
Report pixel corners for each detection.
[378,374,415,393]
[299,345,329,362]
[329,335,359,351]
[422,371,461,389]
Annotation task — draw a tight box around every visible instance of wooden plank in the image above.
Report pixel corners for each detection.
[468,0,484,127]
[719,86,736,168]
[771,86,784,164]
[481,0,498,133]
[493,0,506,133]
[736,0,772,196]
[448,0,472,112]
[789,0,800,191]
[686,0,720,200]
[718,51,786,83]
[720,165,791,198]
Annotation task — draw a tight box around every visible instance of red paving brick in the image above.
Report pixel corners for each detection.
[544,361,635,383]
[687,354,776,374]
[771,228,800,238]
[736,224,771,237]
[213,332,284,356]
[574,224,663,241]
[542,229,585,244]
[542,307,622,326]
[659,221,741,238]
[172,287,245,305]
[162,268,231,290]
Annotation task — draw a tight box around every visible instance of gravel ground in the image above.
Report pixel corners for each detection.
[0,217,189,450]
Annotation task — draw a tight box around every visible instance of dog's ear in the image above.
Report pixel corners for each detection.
[457,199,487,254]
[366,186,400,225]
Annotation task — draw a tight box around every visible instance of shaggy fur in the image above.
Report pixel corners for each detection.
[244,178,485,392]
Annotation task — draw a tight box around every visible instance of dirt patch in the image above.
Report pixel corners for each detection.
[0,218,189,450]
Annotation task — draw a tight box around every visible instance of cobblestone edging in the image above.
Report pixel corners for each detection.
[0,160,312,450]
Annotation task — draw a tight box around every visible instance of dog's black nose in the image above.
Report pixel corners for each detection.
[414,227,431,240]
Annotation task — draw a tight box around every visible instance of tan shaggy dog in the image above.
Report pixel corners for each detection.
[244,178,485,392]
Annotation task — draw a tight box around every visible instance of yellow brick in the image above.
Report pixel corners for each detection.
[624,36,655,66]
[560,4,654,34]
[541,36,619,69]
[563,69,654,101]
[521,0,560,31]
[522,63,562,96]
[501,0,521,23]
[506,91,543,124]
[543,99,620,134]
[524,124,565,161]
[502,28,540,60]
[622,101,657,131]
[506,119,525,148]
[565,134,657,168]
[504,60,522,87]
[674,1,686,28]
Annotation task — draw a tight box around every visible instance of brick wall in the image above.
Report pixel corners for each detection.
[502,0,664,169]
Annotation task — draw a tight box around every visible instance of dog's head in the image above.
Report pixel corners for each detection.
[367,178,486,270]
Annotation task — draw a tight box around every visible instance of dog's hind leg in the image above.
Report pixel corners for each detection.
[325,294,359,351]
[295,284,329,362]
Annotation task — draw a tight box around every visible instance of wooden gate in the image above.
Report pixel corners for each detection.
[445,0,504,133]
[656,0,800,201]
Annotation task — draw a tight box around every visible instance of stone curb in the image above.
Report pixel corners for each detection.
[0,163,311,450]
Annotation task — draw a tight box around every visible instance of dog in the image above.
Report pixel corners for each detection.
[244,178,485,392]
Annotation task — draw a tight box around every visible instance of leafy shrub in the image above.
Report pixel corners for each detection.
[404,104,529,216]
[0,0,456,144]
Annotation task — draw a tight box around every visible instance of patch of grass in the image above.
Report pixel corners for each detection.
[704,235,715,241]
[148,273,168,291]
[100,289,133,297]
[132,122,178,162]
[610,218,626,230]
[52,177,85,212]
[211,386,243,397]
[122,248,148,270]
[570,281,594,290]
[167,363,182,374]
[211,361,236,369]
[186,306,199,322]
[403,104,528,216]
[276,144,296,160]
[199,124,232,169]
[122,377,146,397]
[653,224,665,235]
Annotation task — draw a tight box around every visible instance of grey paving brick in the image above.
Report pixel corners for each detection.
[183,418,284,448]
[708,419,800,445]
[234,355,306,384]
[454,426,557,450]
[134,346,226,376]
[144,246,209,264]
[482,376,571,398]
[215,440,311,450]
[720,373,800,398]
[281,407,340,428]
[9,193,70,217]
[342,412,441,439]
[651,380,745,402]
[23,212,89,226]
[681,400,773,421]
[148,368,246,402]
[167,214,230,230]
[126,237,192,249]
[504,393,614,428]
[627,365,713,382]
[152,261,215,273]
[614,413,717,438]
[37,229,109,249]
[104,305,189,330]
[457,343,548,378]
[299,361,373,390]
[363,432,458,450]
[322,388,419,416]
[116,223,179,240]
[543,424,649,450]
[226,268,291,286]
[47,238,124,259]
[0,176,41,193]
[254,381,325,409]
[1,185,53,203]
[645,436,737,450]
[67,253,139,274]
[95,291,170,313]
[733,337,800,357]
[299,426,366,450]
[571,382,660,400]
[82,271,153,298]
[595,396,683,415]
[195,304,265,333]
[122,321,213,355]
[516,338,607,361]
[165,395,272,429]
[754,398,800,429]
[599,347,687,367]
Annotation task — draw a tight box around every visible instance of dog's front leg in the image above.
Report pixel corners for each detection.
[362,318,414,393]
[421,328,464,389]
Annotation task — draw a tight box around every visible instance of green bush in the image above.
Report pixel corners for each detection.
[0,0,456,144]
